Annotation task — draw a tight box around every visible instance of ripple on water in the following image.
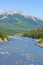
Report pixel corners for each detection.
[0,51,10,55]
[0,37,43,65]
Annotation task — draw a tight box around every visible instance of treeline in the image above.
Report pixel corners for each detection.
[22,28,43,39]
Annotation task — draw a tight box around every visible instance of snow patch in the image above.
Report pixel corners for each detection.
[0,16,7,20]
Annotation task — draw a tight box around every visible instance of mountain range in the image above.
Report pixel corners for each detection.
[0,9,43,35]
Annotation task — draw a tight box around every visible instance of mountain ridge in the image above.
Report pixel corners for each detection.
[0,9,43,35]
[0,9,43,20]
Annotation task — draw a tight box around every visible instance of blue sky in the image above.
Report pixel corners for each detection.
[0,0,43,18]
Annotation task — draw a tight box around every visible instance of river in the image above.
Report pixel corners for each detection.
[0,36,43,65]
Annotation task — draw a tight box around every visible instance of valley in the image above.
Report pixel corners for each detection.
[0,10,43,46]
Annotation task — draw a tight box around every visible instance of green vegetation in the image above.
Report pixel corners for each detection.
[38,38,43,44]
[0,28,43,45]
[22,28,43,45]
[0,30,9,42]
[22,28,43,39]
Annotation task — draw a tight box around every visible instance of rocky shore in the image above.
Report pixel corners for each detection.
[36,43,43,48]
[35,39,43,47]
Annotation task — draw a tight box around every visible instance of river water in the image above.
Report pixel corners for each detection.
[0,36,43,65]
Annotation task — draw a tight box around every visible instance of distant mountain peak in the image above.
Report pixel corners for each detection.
[0,9,29,17]
[0,9,43,21]
[0,9,6,14]
[0,9,43,34]
[6,10,29,18]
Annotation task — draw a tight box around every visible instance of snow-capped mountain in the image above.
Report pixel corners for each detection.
[0,9,43,20]
[0,9,43,35]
